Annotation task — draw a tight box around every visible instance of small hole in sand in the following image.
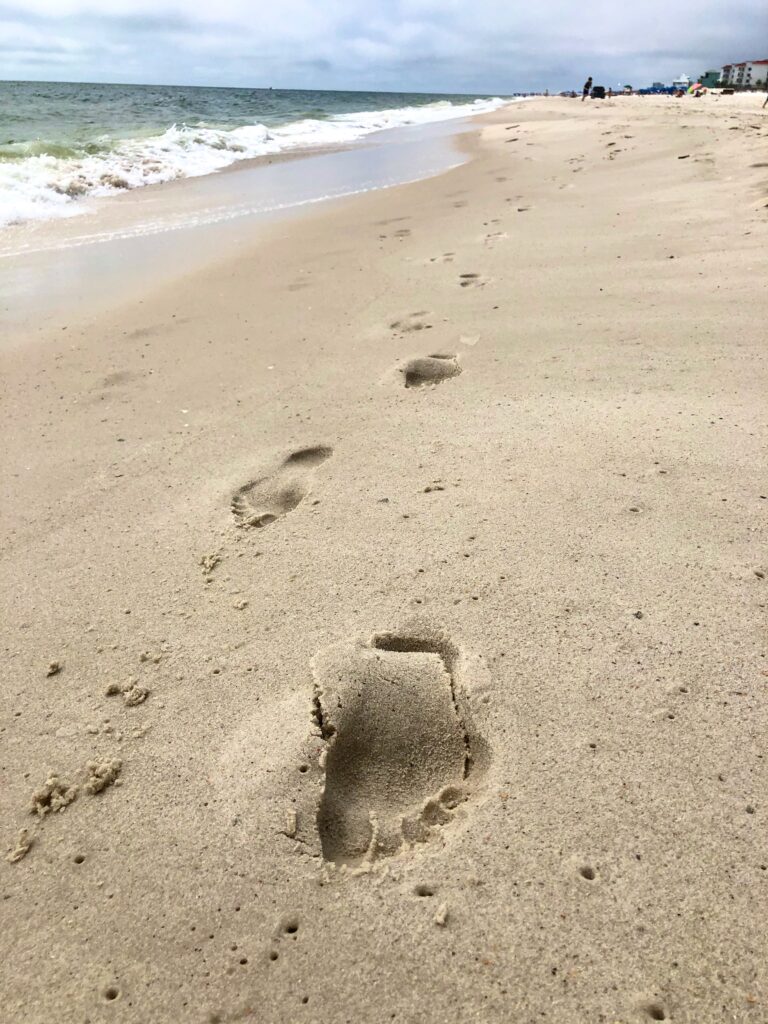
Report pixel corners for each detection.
[103,986,120,1002]
[580,866,596,881]
[415,884,435,897]
[646,1005,667,1021]
[629,507,640,513]
[284,920,299,935]
[73,854,85,864]
[269,951,278,961]
[239,958,248,965]
[298,764,309,773]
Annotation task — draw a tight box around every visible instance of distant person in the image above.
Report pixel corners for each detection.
[582,77,593,101]
[763,93,768,109]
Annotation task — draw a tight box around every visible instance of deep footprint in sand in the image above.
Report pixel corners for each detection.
[313,628,474,865]
[459,273,488,289]
[401,354,462,388]
[231,446,332,528]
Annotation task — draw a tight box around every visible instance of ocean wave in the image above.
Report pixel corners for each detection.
[0,97,507,228]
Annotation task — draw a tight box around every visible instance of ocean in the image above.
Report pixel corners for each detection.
[0,81,507,228]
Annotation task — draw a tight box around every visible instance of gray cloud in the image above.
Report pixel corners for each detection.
[0,0,766,92]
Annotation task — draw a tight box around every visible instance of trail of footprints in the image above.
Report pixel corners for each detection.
[222,280,476,872]
[228,305,464,531]
[225,175,654,881]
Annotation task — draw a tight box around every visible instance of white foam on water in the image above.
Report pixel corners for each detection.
[0,97,510,228]
[0,163,466,259]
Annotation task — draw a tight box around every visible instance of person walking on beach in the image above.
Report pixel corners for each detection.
[582,77,593,101]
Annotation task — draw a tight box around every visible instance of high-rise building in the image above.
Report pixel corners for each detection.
[721,60,768,86]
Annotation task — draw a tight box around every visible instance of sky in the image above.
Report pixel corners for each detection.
[1,0,767,94]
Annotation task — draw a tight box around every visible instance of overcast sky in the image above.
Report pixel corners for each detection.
[2,0,767,94]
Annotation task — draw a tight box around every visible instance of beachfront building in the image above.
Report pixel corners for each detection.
[721,60,768,87]
[671,74,691,90]
[699,70,720,88]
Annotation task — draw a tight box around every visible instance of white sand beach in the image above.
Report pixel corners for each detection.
[1,92,767,1023]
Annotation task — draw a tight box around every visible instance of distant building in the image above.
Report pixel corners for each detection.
[721,60,768,87]
[651,81,666,89]
[699,70,720,88]
[671,74,691,90]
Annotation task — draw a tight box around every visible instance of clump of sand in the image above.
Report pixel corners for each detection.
[30,775,78,817]
[84,759,123,795]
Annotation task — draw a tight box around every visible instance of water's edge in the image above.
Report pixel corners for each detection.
[0,109,516,332]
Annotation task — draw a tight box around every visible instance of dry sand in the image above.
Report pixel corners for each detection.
[1,94,767,1023]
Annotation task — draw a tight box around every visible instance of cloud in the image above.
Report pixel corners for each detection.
[0,0,766,91]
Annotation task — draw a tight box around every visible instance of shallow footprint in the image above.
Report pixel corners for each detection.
[390,311,432,333]
[313,628,472,865]
[400,354,461,388]
[231,446,332,528]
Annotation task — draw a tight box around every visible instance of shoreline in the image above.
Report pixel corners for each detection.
[0,92,514,236]
[1,94,766,1023]
[0,111,506,333]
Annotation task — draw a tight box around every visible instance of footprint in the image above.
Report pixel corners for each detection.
[400,354,461,388]
[428,252,455,264]
[312,627,475,866]
[390,311,433,333]
[459,273,488,289]
[231,447,332,528]
[101,370,137,388]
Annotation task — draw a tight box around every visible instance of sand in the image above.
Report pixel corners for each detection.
[1,93,767,1023]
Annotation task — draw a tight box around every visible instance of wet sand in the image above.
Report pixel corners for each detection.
[1,94,767,1023]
